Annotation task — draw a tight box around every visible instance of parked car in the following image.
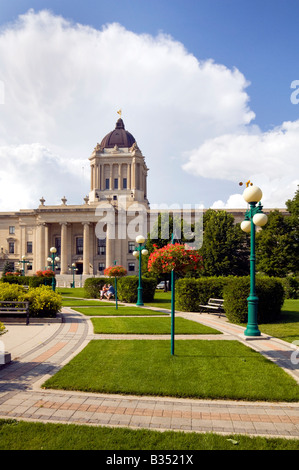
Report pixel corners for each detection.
[156,282,166,290]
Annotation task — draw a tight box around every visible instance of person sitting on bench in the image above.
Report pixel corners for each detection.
[104,284,115,300]
[100,284,108,300]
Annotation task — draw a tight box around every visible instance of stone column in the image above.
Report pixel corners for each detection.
[60,222,68,274]
[36,223,45,271]
[83,222,90,275]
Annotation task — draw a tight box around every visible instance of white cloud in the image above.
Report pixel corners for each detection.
[0,9,297,211]
[183,120,299,208]
[0,9,257,210]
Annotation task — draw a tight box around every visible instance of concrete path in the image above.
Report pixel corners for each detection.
[0,306,299,440]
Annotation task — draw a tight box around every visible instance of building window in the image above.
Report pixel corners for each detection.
[97,238,106,256]
[123,178,127,189]
[105,178,109,190]
[9,242,14,254]
[27,241,33,253]
[98,262,105,272]
[128,262,135,272]
[128,241,135,254]
[114,178,118,189]
[9,226,15,234]
[55,237,61,256]
[76,237,83,255]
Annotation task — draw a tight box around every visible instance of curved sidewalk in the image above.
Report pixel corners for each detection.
[0,307,299,440]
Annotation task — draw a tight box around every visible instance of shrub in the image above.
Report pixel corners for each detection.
[1,274,52,287]
[223,276,285,324]
[0,321,6,336]
[176,276,228,312]
[117,276,157,303]
[24,285,62,318]
[280,276,299,299]
[0,283,62,318]
[0,283,25,300]
[84,277,110,298]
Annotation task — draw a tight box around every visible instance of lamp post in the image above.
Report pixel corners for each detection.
[69,263,78,288]
[47,247,60,292]
[241,184,268,336]
[18,255,31,276]
[170,232,176,356]
[133,235,148,306]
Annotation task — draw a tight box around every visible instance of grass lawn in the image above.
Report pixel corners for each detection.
[259,299,299,344]
[62,299,112,306]
[0,419,298,450]
[57,287,87,298]
[43,339,299,402]
[73,306,169,316]
[91,316,221,335]
[145,290,171,309]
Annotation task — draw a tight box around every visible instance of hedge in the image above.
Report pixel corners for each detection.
[279,276,299,299]
[223,276,285,324]
[1,275,52,287]
[84,277,111,298]
[176,276,228,312]
[176,275,285,324]
[117,276,157,303]
[84,276,157,303]
[0,284,62,318]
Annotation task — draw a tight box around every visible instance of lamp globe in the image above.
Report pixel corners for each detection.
[243,185,263,203]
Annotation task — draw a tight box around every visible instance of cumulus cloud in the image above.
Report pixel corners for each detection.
[0,9,297,211]
[0,9,258,210]
[183,120,299,208]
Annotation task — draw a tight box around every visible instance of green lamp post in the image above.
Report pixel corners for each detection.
[241,184,268,336]
[133,235,148,306]
[18,255,31,276]
[68,263,78,288]
[47,247,60,292]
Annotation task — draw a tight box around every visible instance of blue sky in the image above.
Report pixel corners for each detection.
[0,0,298,210]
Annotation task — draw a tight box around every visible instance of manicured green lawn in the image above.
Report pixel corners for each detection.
[0,419,298,450]
[62,299,112,306]
[57,287,87,298]
[259,299,299,344]
[145,290,171,309]
[43,339,299,402]
[91,316,221,335]
[73,306,169,316]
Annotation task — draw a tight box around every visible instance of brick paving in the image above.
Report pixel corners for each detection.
[0,306,298,439]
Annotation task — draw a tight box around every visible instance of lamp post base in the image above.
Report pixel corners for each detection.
[136,287,144,306]
[244,295,261,336]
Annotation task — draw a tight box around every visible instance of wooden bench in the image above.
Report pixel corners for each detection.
[199,298,224,318]
[0,301,30,325]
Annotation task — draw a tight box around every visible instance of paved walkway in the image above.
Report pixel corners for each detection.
[0,305,299,440]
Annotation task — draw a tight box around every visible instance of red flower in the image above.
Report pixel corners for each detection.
[104,265,127,277]
[147,243,203,274]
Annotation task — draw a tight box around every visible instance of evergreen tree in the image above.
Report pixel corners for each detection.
[199,209,249,276]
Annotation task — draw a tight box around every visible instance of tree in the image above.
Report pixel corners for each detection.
[256,187,299,276]
[199,209,249,276]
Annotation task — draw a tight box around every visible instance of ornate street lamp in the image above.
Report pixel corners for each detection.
[240,183,268,336]
[47,247,60,292]
[133,235,148,306]
[18,255,31,276]
[69,263,78,288]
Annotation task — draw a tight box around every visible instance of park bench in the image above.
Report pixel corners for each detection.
[0,301,30,325]
[199,298,224,318]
